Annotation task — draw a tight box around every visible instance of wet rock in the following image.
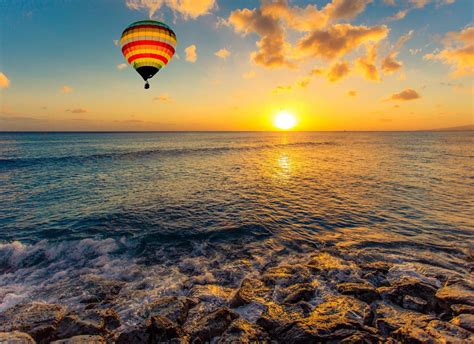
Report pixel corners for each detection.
[451,304,474,315]
[377,278,438,312]
[451,313,474,332]
[0,331,35,343]
[148,296,195,325]
[79,308,121,332]
[149,315,184,343]
[393,319,474,343]
[50,335,106,343]
[436,281,474,308]
[258,296,371,343]
[54,315,104,340]
[190,285,233,305]
[305,252,357,282]
[188,307,239,343]
[0,302,67,343]
[80,277,123,305]
[262,265,311,287]
[337,282,380,303]
[229,278,271,308]
[402,295,428,312]
[373,302,435,336]
[116,324,150,344]
[339,331,387,344]
[281,283,315,304]
[279,296,372,342]
[218,319,269,343]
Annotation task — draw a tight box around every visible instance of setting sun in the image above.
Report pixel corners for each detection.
[274,111,297,130]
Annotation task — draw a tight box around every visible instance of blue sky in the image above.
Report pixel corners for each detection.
[0,0,473,131]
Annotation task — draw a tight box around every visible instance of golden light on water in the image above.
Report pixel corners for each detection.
[274,111,297,130]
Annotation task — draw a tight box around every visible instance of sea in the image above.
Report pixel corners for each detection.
[0,131,472,325]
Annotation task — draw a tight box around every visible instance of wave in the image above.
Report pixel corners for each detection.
[0,141,335,169]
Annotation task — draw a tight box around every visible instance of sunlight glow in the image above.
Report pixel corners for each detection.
[274,111,297,130]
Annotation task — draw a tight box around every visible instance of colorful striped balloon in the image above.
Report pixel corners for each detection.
[120,20,177,89]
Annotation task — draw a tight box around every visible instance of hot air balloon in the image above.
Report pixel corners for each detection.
[120,20,177,89]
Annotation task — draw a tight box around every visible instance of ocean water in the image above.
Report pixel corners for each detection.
[0,131,472,323]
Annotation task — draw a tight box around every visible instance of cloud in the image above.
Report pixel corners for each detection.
[227,6,293,68]
[185,45,197,63]
[227,1,385,69]
[272,85,292,94]
[243,71,256,79]
[383,0,396,5]
[296,24,389,60]
[309,68,324,76]
[153,93,173,102]
[324,0,373,21]
[113,39,119,46]
[215,48,231,59]
[0,72,10,89]
[125,0,216,19]
[297,77,311,88]
[409,48,422,55]
[381,30,414,74]
[117,63,128,70]
[66,108,88,113]
[356,44,380,80]
[61,86,73,94]
[386,88,421,101]
[424,26,474,77]
[347,90,357,96]
[387,0,455,21]
[327,61,350,82]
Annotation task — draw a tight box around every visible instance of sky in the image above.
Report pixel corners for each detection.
[0,0,473,131]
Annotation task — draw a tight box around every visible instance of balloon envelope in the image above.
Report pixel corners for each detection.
[120,20,177,83]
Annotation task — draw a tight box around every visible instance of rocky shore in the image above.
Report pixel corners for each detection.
[1,247,473,343]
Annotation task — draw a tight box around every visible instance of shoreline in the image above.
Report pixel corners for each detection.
[1,240,472,343]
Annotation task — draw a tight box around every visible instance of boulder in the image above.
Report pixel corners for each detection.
[436,281,474,308]
[229,279,270,308]
[148,296,195,325]
[451,304,474,315]
[402,295,428,312]
[278,296,371,343]
[79,308,120,332]
[337,282,380,303]
[54,315,104,340]
[116,324,150,344]
[373,302,435,336]
[50,335,106,343]
[450,313,474,332]
[218,319,269,343]
[281,283,315,304]
[394,319,474,343]
[80,277,123,305]
[262,265,311,287]
[0,331,35,343]
[377,278,438,312]
[187,307,239,343]
[149,315,184,343]
[0,302,67,343]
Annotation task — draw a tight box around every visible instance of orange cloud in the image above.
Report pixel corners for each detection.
[185,45,197,63]
[324,0,373,20]
[327,61,350,82]
[154,93,173,102]
[424,26,474,77]
[381,30,414,74]
[387,88,421,101]
[0,72,10,89]
[61,86,73,94]
[66,108,88,113]
[356,44,380,81]
[272,85,292,94]
[125,0,216,19]
[296,24,389,60]
[347,90,357,96]
[215,48,231,59]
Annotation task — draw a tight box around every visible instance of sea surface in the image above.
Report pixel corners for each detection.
[0,131,472,324]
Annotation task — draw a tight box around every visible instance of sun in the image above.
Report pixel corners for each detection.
[274,111,297,130]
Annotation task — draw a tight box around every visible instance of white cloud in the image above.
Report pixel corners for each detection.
[117,63,128,70]
[0,72,10,89]
[185,45,197,63]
